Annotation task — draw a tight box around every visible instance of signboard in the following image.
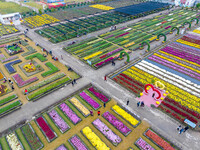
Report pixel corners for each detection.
[184,119,196,128]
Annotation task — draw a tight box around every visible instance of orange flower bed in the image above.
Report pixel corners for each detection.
[0,72,3,80]
[145,129,175,150]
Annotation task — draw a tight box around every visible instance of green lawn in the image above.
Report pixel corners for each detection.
[0,2,31,14]
[23,2,43,10]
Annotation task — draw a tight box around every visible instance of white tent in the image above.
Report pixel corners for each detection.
[0,12,21,25]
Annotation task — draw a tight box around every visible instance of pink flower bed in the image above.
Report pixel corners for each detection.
[135,137,155,150]
[115,32,129,38]
[88,87,109,103]
[95,57,114,67]
[12,74,38,87]
[69,135,88,150]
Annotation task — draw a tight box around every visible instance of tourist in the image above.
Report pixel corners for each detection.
[184,126,189,132]
[10,81,13,85]
[52,56,55,60]
[46,51,48,55]
[24,89,28,95]
[49,51,52,55]
[114,25,116,30]
[43,54,47,57]
[68,67,72,71]
[26,28,29,32]
[104,103,106,108]
[127,100,129,105]
[90,109,93,116]
[24,39,28,42]
[35,42,39,46]
[73,79,77,84]
[141,101,144,107]
[8,78,11,83]
[112,60,115,66]
[104,75,107,81]
[179,128,184,134]
[137,101,140,107]
[71,81,74,86]
[98,111,100,116]
[61,55,63,60]
[11,85,14,90]
[3,77,7,83]
[152,93,155,98]
[19,41,21,44]
[177,125,181,131]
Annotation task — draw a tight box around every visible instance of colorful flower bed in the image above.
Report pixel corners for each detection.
[112,105,140,127]
[24,14,60,28]
[21,123,43,150]
[6,132,23,150]
[59,103,81,124]
[79,91,101,110]
[82,126,110,150]
[88,87,109,103]
[4,59,22,74]
[36,116,57,142]
[48,109,70,133]
[135,137,155,150]
[68,135,88,150]
[102,111,131,136]
[12,74,38,87]
[56,144,68,150]
[144,129,175,150]
[93,118,122,146]
[69,97,90,117]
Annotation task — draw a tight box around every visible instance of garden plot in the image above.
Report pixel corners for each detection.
[110,29,200,130]
[0,85,179,150]
[0,35,80,118]
[0,24,19,37]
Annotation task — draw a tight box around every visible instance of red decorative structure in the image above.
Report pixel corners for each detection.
[144,84,161,99]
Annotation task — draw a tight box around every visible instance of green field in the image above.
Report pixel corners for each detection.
[0,2,31,14]
[23,2,43,10]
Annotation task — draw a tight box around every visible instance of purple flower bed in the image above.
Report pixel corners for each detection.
[5,59,22,74]
[115,32,129,38]
[69,135,88,150]
[79,91,100,110]
[161,46,200,65]
[148,56,200,80]
[59,103,81,125]
[104,34,114,39]
[135,138,155,150]
[2,56,18,63]
[165,26,171,29]
[93,118,122,146]
[12,74,38,87]
[48,109,70,133]
[88,87,109,103]
[102,111,131,136]
[56,144,68,150]
[95,57,114,67]
[169,42,200,56]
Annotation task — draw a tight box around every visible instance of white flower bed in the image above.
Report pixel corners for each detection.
[6,133,23,150]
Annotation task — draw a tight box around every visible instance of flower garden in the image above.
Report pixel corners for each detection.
[110,29,200,130]
[0,85,178,150]
[0,24,19,37]
[63,9,199,69]
[0,35,79,118]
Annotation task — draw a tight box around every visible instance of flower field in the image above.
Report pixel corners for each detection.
[0,35,79,117]
[111,30,200,129]
[24,14,60,28]
[0,24,19,37]
[64,9,199,69]
[0,85,177,149]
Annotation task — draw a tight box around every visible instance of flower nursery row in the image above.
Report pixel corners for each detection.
[0,24,19,37]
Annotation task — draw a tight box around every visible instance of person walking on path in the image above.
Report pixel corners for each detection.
[98,111,100,116]
[24,89,28,95]
[49,51,52,55]
[177,125,181,131]
[104,103,106,108]
[152,93,155,98]
[71,81,74,86]
[61,55,63,60]
[3,77,7,83]
[141,101,144,107]
[8,78,11,83]
[112,60,115,66]
[104,75,107,81]
[184,126,189,132]
[127,100,129,105]
[179,128,184,134]
[46,50,48,55]
[90,110,93,116]
[137,101,140,107]
[11,85,14,90]
[73,79,77,84]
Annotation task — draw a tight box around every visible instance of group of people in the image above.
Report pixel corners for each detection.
[90,103,106,116]
[137,101,144,107]
[177,125,189,134]
[110,25,117,31]
[3,77,14,90]
[71,79,77,86]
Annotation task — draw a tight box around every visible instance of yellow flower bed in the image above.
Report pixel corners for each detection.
[82,126,110,150]
[70,97,90,116]
[124,41,135,48]
[112,105,139,126]
[176,39,200,49]
[153,53,200,74]
[122,66,200,113]
[23,63,36,72]
[148,36,157,41]
[83,51,102,60]
[90,4,114,10]
[193,29,200,34]
[24,14,60,28]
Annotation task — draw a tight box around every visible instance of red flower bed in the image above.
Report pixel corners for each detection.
[181,36,200,45]
[165,97,200,119]
[119,73,144,87]
[145,129,175,150]
[36,117,56,141]
[162,101,198,124]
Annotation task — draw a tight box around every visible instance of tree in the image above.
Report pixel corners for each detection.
[196,3,200,9]
[39,9,42,15]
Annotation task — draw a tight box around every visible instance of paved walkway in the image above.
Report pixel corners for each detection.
[0,8,200,150]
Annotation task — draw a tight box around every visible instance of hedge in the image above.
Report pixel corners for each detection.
[0,100,21,115]
[0,94,17,106]
[25,53,47,62]
[41,62,59,77]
